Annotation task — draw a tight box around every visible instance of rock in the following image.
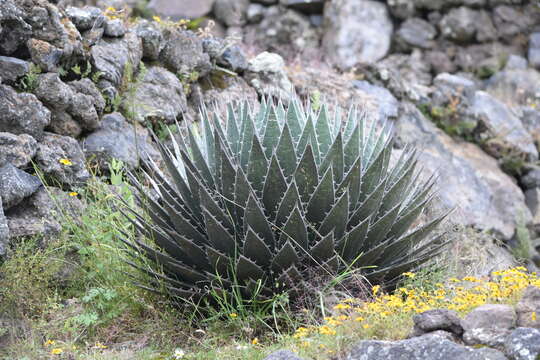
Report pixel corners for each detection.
[202,37,248,73]
[246,3,265,23]
[395,102,531,240]
[122,66,187,125]
[65,6,104,31]
[0,164,41,210]
[345,333,508,360]
[81,112,160,171]
[516,286,540,328]
[193,74,258,114]
[412,309,463,337]
[525,188,540,234]
[35,132,89,186]
[91,31,143,88]
[135,19,163,61]
[0,84,50,141]
[280,0,325,14]
[245,51,292,99]
[0,199,9,258]
[0,0,32,56]
[263,350,305,360]
[471,91,538,161]
[386,0,416,19]
[528,32,540,70]
[213,0,250,27]
[0,56,29,84]
[522,167,540,189]
[0,133,37,168]
[486,69,540,109]
[462,304,516,331]
[438,7,497,44]
[104,18,126,37]
[505,54,528,70]
[160,29,211,78]
[252,0,278,4]
[463,327,511,349]
[244,7,320,59]
[147,0,215,20]
[493,5,537,42]
[505,327,540,360]
[351,80,399,121]
[395,18,437,51]
[322,0,393,70]
[425,51,457,74]
[454,43,512,78]
[26,38,63,72]
[34,74,104,138]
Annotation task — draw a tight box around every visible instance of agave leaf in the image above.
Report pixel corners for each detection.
[279,205,308,251]
[310,232,335,263]
[338,155,362,208]
[262,156,288,219]
[254,97,268,133]
[233,167,252,230]
[199,185,234,233]
[226,102,241,154]
[344,124,360,172]
[165,231,210,270]
[272,242,300,273]
[386,196,432,241]
[206,247,230,277]
[319,190,349,239]
[162,200,207,246]
[343,105,358,142]
[243,227,272,267]
[320,132,344,184]
[237,255,265,282]
[321,254,339,273]
[286,100,303,143]
[247,134,268,194]
[167,259,208,284]
[276,266,302,293]
[359,140,390,201]
[296,115,315,158]
[276,99,286,126]
[378,160,417,218]
[315,104,332,156]
[338,216,370,261]
[275,123,297,180]
[348,177,387,229]
[125,260,195,290]
[188,127,215,188]
[306,167,335,225]
[239,113,255,172]
[244,195,275,250]
[203,208,236,256]
[220,148,237,213]
[263,106,281,158]
[363,203,401,251]
[295,144,318,204]
[275,180,301,227]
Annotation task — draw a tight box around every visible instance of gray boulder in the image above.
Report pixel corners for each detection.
[0,56,29,84]
[351,80,399,121]
[412,309,463,337]
[0,132,37,169]
[505,55,528,71]
[245,51,293,99]
[81,112,160,171]
[0,0,31,56]
[529,33,540,70]
[0,198,9,258]
[27,38,63,73]
[505,327,540,360]
[263,350,305,360]
[525,188,540,234]
[345,333,508,360]
[136,20,163,61]
[213,0,250,27]
[395,102,531,240]
[65,6,104,31]
[472,91,538,161]
[280,0,325,14]
[202,37,248,73]
[461,304,516,348]
[104,18,126,37]
[486,69,540,109]
[122,66,187,125]
[395,18,437,51]
[516,286,540,329]
[322,0,393,70]
[34,74,104,138]
[36,132,90,186]
[493,5,537,42]
[160,29,211,78]
[0,84,50,140]
[438,7,497,44]
[91,31,143,88]
[0,164,41,210]
[147,0,215,20]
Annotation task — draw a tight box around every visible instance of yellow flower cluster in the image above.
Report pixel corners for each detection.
[292,267,539,350]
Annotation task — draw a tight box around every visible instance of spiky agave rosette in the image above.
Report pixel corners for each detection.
[121,98,449,303]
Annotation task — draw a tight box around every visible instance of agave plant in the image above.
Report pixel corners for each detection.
[121,98,448,303]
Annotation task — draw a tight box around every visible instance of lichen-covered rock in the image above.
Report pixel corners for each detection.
[81,112,160,171]
[461,304,516,348]
[0,164,42,210]
[0,56,29,84]
[202,37,248,73]
[322,0,393,70]
[34,73,104,137]
[528,32,540,70]
[505,327,540,360]
[346,333,508,360]
[136,19,163,61]
[192,74,258,114]
[65,6,104,31]
[36,132,89,186]
[280,0,325,14]
[438,7,496,43]
[147,0,215,20]
[263,350,305,360]
[351,80,399,121]
[412,309,463,337]
[0,198,9,258]
[213,0,249,27]
[486,69,540,108]
[27,38,63,72]
[123,66,187,125]
[395,18,437,51]
[493,5,538,42]
[0,0,32,56]
[159,28,211,77]
[0,132,37,168]
[0,84,50,140]
[245,51,292,99]
[90,31,143,87]
[104,18,126,37]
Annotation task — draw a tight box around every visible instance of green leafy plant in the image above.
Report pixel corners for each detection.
[122,98,448,307]
[18,63,42,92]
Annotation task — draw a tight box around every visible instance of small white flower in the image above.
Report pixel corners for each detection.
[173,348,186,359]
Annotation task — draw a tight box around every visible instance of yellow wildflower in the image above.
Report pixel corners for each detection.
[333,303,351,310]
[59,158,73,166]
[372,285,381,296]
[51,348,63,355]
[229,312,238,318]
[153,15,161,23]
[68,192,78,196]
[362,324,370,329]
[95,342,107,349]
[251,338,259,345]
[44,340,55,346]
[402,272,416,279]
[319,325,336,336]
[532,312,537,322]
